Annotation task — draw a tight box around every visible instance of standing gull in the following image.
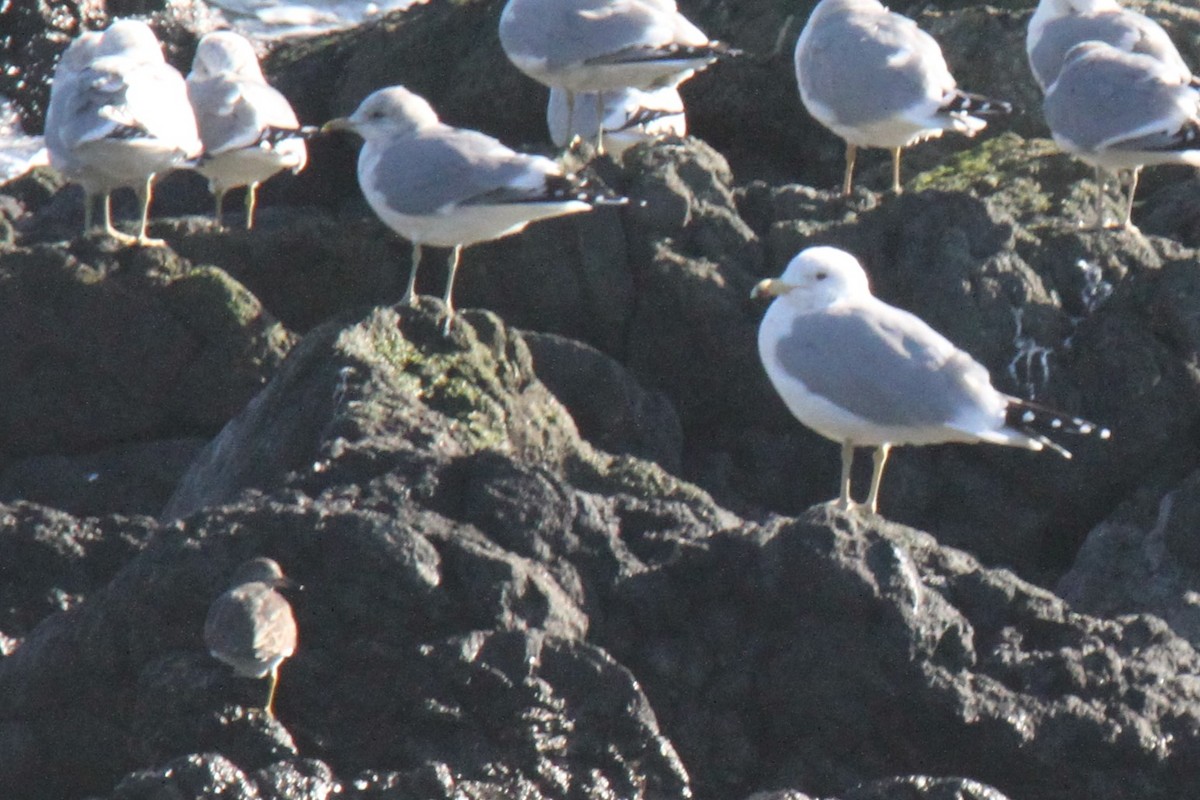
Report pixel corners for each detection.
[1027,0,1192,92]
[51,19,201,245]
[547,84,687,158]
[323,85,625,334]
[794,0,1011,196]
[1043,40,1200,231]
[45,31,108,233]
[752,246,1109,515]
[205,557,298,718]
[187,31,309,230]
[499,0,732,144]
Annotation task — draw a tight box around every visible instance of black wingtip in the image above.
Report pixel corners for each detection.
[1005,398,1110,457]
[944,91,1013,117]
[550,172,628,206]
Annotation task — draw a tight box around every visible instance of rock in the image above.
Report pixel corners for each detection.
[0,240,294,468]
[0,438,206,518]
[523,331,684,473]
[1058,468,1200,650]
[161,301,591,521]
[845,776,1014,800]
[5,2,1200,799]
[0,502,156,646]
[606,508,1200,800]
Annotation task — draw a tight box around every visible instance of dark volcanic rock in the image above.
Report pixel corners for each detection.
[7,2,1200,800]
[6,304,1200,800]
[0,438,206,518]
[0,239,293,467]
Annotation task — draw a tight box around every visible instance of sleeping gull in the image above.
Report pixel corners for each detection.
[794,0,1011,196]
[205,557,298,718]
[50,19,201,245]
[1043,40,1200,231]
[1027,0,1192,92]
[499,0,733,145]
[323,85,626,333]
[752,246,1109,515]
[187,31,309,230]
[546,84,686,157]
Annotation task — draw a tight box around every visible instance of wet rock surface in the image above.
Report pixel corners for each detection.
[5,1,1200,800]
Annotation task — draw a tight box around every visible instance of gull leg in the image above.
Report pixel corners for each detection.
[837,440,855,510]
[864,443,892,515]
[841,143,857,197]
[594,92,606,155]
[1122,167,1141,232]
[402,243,422,306]
[213,186,226,230]
[245,182,259,230]
[134,175,165,247]
[565,90,576,145]
[82,190,94,234]
[104,190,138,245]
[890,146,903,195]
[263,666,280,718]
[441,245,463,336]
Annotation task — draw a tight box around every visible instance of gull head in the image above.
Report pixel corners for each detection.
[323,85,440,140]
[226,557,296,591]
[56,31,104,76]
[191,31,264,81]
[97,19,164,62]
[751,246,872,310]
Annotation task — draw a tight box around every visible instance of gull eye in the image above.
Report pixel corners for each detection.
[815,271,828,280]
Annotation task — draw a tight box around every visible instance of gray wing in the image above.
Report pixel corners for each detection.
[366,128,553,216]
[796,6,947,127]
[772,304,995,428]
[189,76,300,154]
[61,62,137,147]
[1031,13,1186,90]
[501,0,675,70]
[1044,51,1194,152]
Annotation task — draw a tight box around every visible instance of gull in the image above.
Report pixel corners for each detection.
[50,19,201,245]
[45,31,109,233]
[323,86,626,334]
[1027,0,1193,93]
[499,0,733,145]
[794,0,1011,196]
[546,84,686,158]
[204,557,298,718]
[187,31,309,230]
[752,246,1109,515]
[1043,40,1200,231]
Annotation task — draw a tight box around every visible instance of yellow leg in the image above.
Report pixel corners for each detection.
[864,444,891,515]
[837,440,855,510]
[841,143,857,197]
[594,92,606,155]
[403,243,422,305]
[1122,167,1140,231]
[104,190,137,245]
[134,175,165,247]
[565,90,576,145]
[264,667,280,718]
[245,182,259,230]
[890,147,903,194]
[441,245,463,335]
